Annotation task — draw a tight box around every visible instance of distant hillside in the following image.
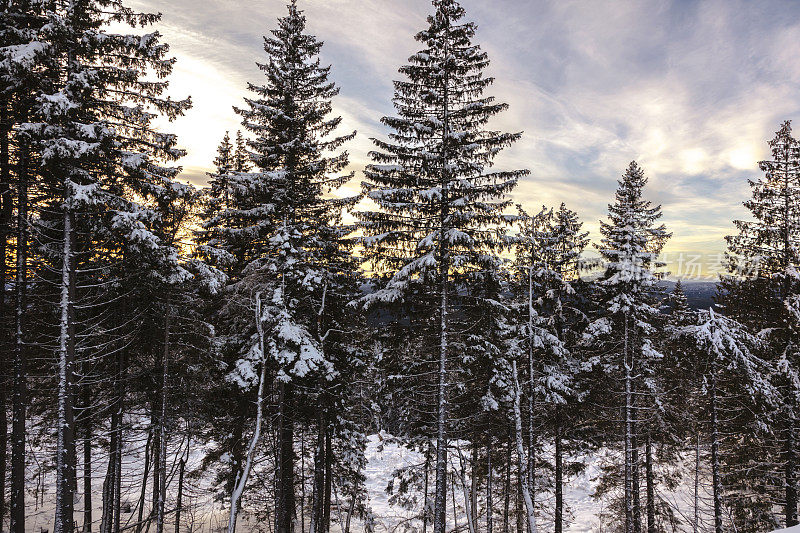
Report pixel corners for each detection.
[660,279,718,310]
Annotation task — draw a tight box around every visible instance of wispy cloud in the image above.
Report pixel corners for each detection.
[133,0,800,257]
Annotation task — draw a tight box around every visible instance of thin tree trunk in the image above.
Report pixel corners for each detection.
[83,385,93,533]
[693,432,700,533]
[470,443,478,533]
[10,128,29,533]
[512,361,538,533]
[175,456,185,533]
[624,314,634,533]
[156,300,171,533]
[458,447,476,533]
[136,432,154,533]
[323,428,332,533]
[433,267,449,533]
[709,362,723,533]
[645,434,655,533]
[632,415,641,533]
[55,206,76,533]
[786,408,798,527]
[487,437,493,533]
[311,415,324,533]
[433,13,451,533]
[344,493,355,533]
[555,406,563,533]
[0,89,10,533]
[527,266,536,531]
[504,428,511,533]
[423,445,431,533]
[228,292,269,533]
[275,381,296,533]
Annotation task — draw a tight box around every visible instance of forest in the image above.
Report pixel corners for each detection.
[0,0,799,532]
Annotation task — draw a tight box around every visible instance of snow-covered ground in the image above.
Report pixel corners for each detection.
[10,431,746,533]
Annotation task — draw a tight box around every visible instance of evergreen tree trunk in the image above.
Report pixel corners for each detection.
[10,130,29,533]
[276,381,295,533]
[786,409,798,527]
[152,398,161,526]
[504,428,511,533]
[512,361,538,533]
[323,428,332,533]
[82,384,93,533]
[555,407,563,533]
[175,456,185,533]
[632,416,641,533]
[311,415,324,533]
[55,206,76,533]
[645,434,655,533]
[624,315,634,533]
[487,436,493,533]
[136,432,153,533]
[0,89,10,533]
[709,363,723,533]
[434,264,449,533]
[156,301,171,533]
[423,445,430,533]
[527,267,536,523]
[694,432,700,533]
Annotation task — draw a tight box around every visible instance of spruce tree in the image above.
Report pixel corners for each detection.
[585,161,670,533]
[720,121,800,528]
[18,1,190,530]
[195,2,358,530]
[358,1,526,531]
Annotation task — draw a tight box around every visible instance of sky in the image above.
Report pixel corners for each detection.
[130,0,800,278]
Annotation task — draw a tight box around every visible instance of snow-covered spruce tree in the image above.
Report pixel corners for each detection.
[18,1,190,530]
[0,1,49,528]
[676,309,773,533]
[358,2,525,531]
[719,121,800,529]
[584,161,670,533]
[195,3,358,531]
[513,203,590,533]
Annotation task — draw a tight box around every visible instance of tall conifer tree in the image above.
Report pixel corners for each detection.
[358,2,526,532]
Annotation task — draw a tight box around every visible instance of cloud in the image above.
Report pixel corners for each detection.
[131,0,800,257]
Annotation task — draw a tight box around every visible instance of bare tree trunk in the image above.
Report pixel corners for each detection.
[156,301,171,533]
[311,416,324,533]
[229,293,269,533]
[512,361,537,533]
[275,381,296,533]
[470,443,478,533]
[554,406,563,533]
[175,455,185,533]
[487,436,493,533]
[526,267,536,532]
[323,429,332,533]
[0,89,10,533]
[786,408,798,528]
[693,432,699,533]
[632,415,641,533]
[433,269,449,533]
[55,207,76,533]
[457,447,476,533]
[136,432,153,533]
[645,434,655,533]
[423,444,431,533]
[83,385,93,533]
[709,362,722,533]
[504,428,511,533]
[623,314,634,533]
[10,128,29,533]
